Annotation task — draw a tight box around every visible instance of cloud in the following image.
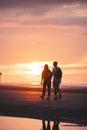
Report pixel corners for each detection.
[32,16,87,26]
[79,31,87,36]
[1,16,87,27]
[0,0,87,27]
[0,0,87,13]
[0,61,87,83]
[0,0,87,8]
[62,63,87,70]
[1,62,87,75]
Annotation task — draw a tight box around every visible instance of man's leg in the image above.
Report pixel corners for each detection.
[53,81,58,100]
[42,120,46,130]
[47,84,51,100]
[57,84,61,99]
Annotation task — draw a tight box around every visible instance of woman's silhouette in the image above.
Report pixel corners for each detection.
[41,64,52,100]
[42,120,51,130]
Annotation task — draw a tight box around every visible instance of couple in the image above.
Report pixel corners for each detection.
[41,61,62,100]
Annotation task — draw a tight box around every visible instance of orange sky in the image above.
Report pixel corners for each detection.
[0,0,87,85]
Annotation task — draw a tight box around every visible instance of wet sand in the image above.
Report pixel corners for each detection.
[0,85,87,124]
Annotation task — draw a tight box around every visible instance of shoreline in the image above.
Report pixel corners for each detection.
[0,100,87,125]
[0,84,87,93]
[0,103,87,125]
[0,84,87,125]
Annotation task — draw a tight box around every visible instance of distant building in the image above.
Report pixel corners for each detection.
[0,72,2,84]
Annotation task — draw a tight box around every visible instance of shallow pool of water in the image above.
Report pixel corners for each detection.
[0,116,87,130]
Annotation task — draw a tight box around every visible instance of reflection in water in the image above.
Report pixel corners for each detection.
[42,120,60,130]
[42,120,51,130]
[41,119,87,130]
[52,121,60,130]
[0,116,87,130]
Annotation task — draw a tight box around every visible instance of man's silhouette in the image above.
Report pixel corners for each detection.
[52,121,60,130]
[52,61,62,100]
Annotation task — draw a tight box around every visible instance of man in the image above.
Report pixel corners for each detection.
[52,61,62,100]
[41,64,52,100]
[52,121,60,130]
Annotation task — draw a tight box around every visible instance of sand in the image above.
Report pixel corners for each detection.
[0,85,87,125]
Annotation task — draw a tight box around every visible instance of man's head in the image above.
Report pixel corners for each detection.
[53,61,58,67]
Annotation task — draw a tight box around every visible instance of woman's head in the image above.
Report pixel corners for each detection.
[44,64,49,70]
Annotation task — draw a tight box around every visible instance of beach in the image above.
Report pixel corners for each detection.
[0,84,87,125]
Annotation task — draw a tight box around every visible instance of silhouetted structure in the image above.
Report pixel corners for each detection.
[0,72,2,84]
[41,64,52,100]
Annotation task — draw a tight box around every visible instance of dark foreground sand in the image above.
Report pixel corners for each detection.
[0,85,87,125]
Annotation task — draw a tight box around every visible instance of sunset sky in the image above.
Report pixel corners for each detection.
[0,0,87,85]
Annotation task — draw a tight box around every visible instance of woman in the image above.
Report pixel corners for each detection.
[41,64,52,100]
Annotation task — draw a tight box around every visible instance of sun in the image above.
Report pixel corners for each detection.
[29,64,41,75]
[28,62,51,75]
[28,62,43,75]
[16,61,52,76]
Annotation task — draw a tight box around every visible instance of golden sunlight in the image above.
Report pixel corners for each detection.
[28,62,42,75]
[2,61,52,84]
[28,62,51,75]
[15,61,51,76]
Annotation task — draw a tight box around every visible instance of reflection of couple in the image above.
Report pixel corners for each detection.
[41,61,62,100]
[42,120,60,130]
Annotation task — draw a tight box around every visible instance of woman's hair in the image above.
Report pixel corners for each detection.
[44,64,49,70]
